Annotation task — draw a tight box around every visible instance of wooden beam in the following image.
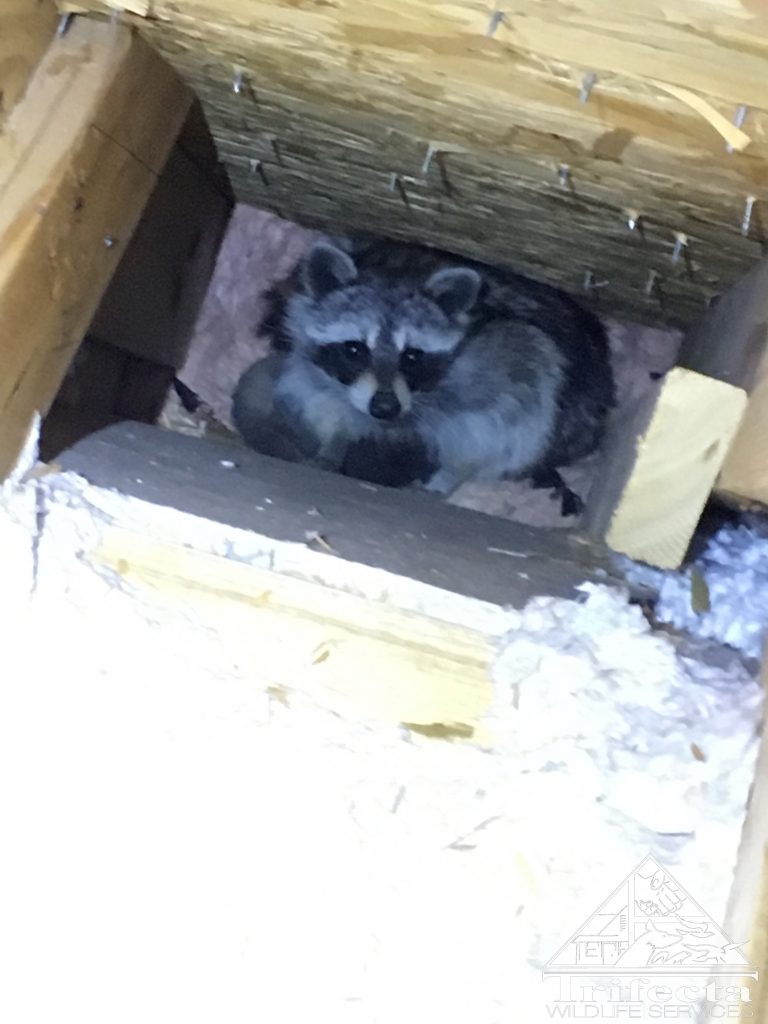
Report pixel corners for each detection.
[94,526,496,737]
[583,367,747,569]
[723,653,768,1022]
[38,99,232,462]
[0,0,58,123]
[55,421,638,611]
[681,259,768,509]
[0,18,193,480]
[60,0,768,326]
[47,419,652,739]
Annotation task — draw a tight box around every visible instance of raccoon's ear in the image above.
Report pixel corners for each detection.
[424,267,482,317]
[302,242,358,298]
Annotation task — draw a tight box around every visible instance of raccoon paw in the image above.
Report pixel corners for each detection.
[530,467,584,518]
[559,487,584,518]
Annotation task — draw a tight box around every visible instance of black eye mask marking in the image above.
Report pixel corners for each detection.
[399,348,451,392]
[312,340,371,385]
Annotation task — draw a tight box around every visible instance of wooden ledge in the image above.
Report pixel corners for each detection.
[55,421,629,611]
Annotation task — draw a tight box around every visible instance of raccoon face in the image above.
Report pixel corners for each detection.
[284,242,481,422]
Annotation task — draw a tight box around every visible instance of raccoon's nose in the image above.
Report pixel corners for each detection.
[369,390,401,420]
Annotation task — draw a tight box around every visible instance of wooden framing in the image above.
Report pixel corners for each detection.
[0,16,192,479]
[38,99,234,460]
[0,0,58,122]
[721,651,768,1023]
[87,103,233,371]
[97,526,497,736]
[57,421,625,610]
[0,5,759,574]
[0,8,763,1018]
[729,816,768,1020]
[681,258,768,510]
[47,420,646,741]
[62,0,768,326]
[44,428,768,1022]
[583,367,747,568]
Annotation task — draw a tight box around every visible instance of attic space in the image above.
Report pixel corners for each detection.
[7,0,763,596]
[4,5,768,1021]
[0,0,763,567]
[100,203,686,532]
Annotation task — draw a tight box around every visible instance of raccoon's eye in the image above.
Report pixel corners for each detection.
[401,347,424,367]
[342,341,365,360]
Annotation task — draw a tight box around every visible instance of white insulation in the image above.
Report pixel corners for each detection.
[629,515,768,659]
[0,463,762,1024]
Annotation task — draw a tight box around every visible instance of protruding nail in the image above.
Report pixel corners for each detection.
[57,12,74,36]
[726,105,749,154]
[583,271,609,293]
[486,10,505,36]
[645,269,662,297]
[421,144,438,176]
[580,72,597,103]
[671,232,688,264]
[742,196,756,237]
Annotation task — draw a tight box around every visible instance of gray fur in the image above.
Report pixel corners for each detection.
[233,236,616,497]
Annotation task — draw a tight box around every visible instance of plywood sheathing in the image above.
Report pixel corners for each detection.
[63,0,768,327]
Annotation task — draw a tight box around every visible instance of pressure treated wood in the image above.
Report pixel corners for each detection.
[583,367,747,569]
[0,19,192,479]
[63,0,768,326]
[682,259,768,508]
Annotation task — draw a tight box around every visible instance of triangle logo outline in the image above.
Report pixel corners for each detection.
[543,854,757,978]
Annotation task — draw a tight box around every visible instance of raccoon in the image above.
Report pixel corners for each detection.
[232,236,616,512]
